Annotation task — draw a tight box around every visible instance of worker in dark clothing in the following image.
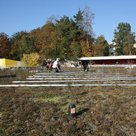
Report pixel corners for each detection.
[81,60,89,72]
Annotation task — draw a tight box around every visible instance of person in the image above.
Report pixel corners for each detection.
[46,59,53,72]
[52,58,61,72]
[81,60,89,72]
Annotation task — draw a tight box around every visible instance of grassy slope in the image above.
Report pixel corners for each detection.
[0,67,136,136]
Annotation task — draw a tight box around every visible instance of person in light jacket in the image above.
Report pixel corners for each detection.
[52,58,61,72]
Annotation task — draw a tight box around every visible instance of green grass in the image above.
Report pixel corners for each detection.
[33,95,62,104]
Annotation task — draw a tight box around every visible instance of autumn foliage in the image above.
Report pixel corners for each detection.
[0,8,135,66]
[0,8,96,66]
[22,53,40,67]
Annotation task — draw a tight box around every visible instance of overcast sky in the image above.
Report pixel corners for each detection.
[0,0,136,42]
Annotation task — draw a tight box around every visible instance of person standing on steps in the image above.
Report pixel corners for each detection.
[46,59,53,72]
[52,58,61,72]
[81,60,89,72]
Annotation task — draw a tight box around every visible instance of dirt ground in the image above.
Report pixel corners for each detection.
[0,67,136,136]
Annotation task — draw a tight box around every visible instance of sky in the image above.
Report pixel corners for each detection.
[0,0,136,43]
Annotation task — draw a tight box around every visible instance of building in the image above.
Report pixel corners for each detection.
[79,55,136,65]
[0,58,24,69]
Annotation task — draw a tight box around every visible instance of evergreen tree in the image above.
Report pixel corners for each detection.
[21,35,36,54]
[94,35,109,56]
[54,16,81,60]
[74,9,84,29]
[10,31,28,60]
[113,23,135,55]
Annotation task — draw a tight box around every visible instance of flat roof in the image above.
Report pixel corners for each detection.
[79,55,136,60]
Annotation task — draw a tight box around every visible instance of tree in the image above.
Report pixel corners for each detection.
[54,16,81,60]
[21,35,36,54]
[22,53,40,67]
[74,7,95,57]
[8,8,95,61]
[113,23,135,55]
[10,31,28,60]
[82,6,94,36]
[31,21,56,60]
[0,32,10,58]
[69,41,81,60]
[93,35,109,56]
[123,33,136,55]
[74,9,84,29]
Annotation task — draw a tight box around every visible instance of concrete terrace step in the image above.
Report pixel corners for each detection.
[12,78,136,83]
[0,71,136,87]
[0,83,136,87]
[26,77,136,81]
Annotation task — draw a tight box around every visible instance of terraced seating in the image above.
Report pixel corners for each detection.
[0,70,136,87]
